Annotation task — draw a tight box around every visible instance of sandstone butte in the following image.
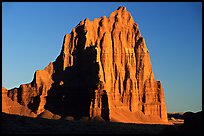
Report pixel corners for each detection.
[2,6,168,124]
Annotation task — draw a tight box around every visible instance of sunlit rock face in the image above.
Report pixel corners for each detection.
[3,6,168,123]
[2,87,37,117]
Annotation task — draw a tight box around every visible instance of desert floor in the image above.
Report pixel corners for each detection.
[2,112,186,134]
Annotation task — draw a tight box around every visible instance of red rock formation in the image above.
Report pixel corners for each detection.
[2,87,36,117]
[6,63,53,115]
[3,6,168,123]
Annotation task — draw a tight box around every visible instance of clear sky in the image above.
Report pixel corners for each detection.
[2,2,202,113]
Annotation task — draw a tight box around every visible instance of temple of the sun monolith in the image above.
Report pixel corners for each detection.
[2,6,168,123]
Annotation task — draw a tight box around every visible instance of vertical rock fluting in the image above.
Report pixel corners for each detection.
[3,6,168,123]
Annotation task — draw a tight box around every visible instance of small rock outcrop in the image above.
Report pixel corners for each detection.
[2,87,37,117]
[2,6,168,123]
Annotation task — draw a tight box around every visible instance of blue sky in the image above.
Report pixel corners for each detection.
[2,2,202,113]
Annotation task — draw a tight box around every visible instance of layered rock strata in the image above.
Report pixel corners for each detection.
[3,6,168,123]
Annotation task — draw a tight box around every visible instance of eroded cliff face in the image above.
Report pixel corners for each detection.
[2,87,37,117]
[3,6,168,123]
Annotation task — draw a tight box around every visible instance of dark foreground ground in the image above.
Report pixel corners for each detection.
[1,112,202,134]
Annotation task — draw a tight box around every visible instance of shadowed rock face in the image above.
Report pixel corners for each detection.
[3,6,168,123]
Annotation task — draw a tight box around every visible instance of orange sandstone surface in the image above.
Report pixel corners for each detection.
[2,6,168,124]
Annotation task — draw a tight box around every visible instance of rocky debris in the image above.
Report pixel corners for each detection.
[63,116,75,122]
[79,116,90,122]
[38,110,61,120]
[3,6,168,123]
[90,116,106,123]
[2,112,169,134]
